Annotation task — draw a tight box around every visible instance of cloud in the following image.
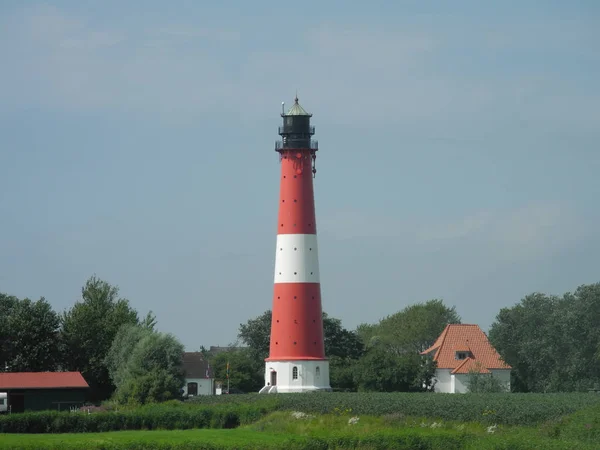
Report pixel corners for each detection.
[319,203,590,262]
[157,27,241,42]
[0,5,241,114]
[0,4,597,135]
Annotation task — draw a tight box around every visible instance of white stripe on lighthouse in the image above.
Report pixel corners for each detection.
[274,234,321,283]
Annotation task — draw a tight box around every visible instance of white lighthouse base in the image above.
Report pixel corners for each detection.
[259,360,331,394]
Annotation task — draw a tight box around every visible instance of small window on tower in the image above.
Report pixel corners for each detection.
[316,366,320,378]
[292,366,298,380]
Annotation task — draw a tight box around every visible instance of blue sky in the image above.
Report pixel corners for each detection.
[1,1,599,351]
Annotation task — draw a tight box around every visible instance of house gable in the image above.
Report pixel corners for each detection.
[421,324,511,373]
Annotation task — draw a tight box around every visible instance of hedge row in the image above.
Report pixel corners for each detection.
[2,392,599,434]
[0,403,266,434]
[189,392,600,425]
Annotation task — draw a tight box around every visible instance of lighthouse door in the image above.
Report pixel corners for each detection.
[270,371,277,386]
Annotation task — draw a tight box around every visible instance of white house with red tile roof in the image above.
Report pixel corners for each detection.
[421,324,511,393]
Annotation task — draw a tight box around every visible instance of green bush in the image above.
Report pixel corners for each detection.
[540,402,600,443]
[0,403,268,434]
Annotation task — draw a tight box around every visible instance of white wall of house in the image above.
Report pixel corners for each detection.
[183,378,213,396]
[432,369,452,393]
[434,369,511,393]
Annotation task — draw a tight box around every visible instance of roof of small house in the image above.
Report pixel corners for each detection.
[451,357,491,375]
[182,352,211,379]
[0,371,89,389]
[421,324,511,373]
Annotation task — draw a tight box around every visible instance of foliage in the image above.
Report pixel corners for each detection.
[542,402,600,444]
[328,356,360,392]
[106,324,186,405]
[352,345,427,392]
[466,369,508,393]
[61,275,140,401]
[322,312,365,360]
[0,426,469,450]
[4,406,600,449]
[371,299,461,354]
[237,312,271,361]
[0,402,266,434]
[209,348,264,393]
[1,296,61,372]
[353,299,458,392]
[105,324,153,389]
[489,283,600,393]
[187,391,600,426]
[0,293,19,370]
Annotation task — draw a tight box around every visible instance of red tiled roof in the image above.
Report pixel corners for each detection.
[421,324,511,372]
[0,372,89,389]
[451,357,491,374]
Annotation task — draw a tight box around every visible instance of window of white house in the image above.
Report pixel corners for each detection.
[315,366,320,377]
[455,352,468,360]
[292,366,298,379]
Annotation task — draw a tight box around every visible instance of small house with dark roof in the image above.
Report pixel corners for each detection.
[182,352,214,396]
[421,324,511,393]
[0,371,89,412]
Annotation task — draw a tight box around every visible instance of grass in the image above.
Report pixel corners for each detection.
[2,393,600,449]
[0,428,290,449]
[2,410,599,450]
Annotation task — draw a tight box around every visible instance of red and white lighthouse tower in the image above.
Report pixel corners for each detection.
[260,96,331,394]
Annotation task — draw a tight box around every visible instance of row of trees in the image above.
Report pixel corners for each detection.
[203,300,460,393]
[2,275,599,399]
[1,276,184,403]
[489,282,600,393]
[206,282,600,394]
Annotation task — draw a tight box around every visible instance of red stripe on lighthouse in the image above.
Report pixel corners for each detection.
[266,148,326,362]
[277,152,317,234]
[268,283,325,360]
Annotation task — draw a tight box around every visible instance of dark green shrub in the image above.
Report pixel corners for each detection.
[186,392,600,426]
[0,403,266,434]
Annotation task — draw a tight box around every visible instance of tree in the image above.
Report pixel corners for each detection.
[489,283,600,393]
[376,299,461,354]
[61,276,139,401]
[490,292,562,393]
[5,297,61,372]
[237,311,272,361]
[105,324,152,389]
[209,348,264,393]
[352,299,459,392]
[0,294,19,370]
[353,345,426,392]
[323,312,365,360]
[466,365,507,393]
[108,326,185,405]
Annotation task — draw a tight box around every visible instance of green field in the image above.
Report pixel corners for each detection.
[1,393,599,449]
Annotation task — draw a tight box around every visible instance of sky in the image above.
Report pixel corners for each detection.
[1,1,599,351]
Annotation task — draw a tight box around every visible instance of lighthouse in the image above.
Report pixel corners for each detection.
[259,96,331,394]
